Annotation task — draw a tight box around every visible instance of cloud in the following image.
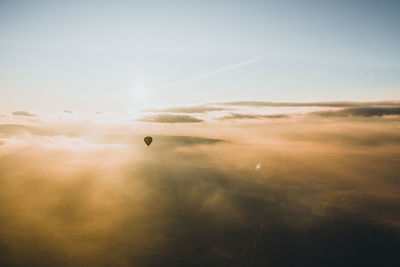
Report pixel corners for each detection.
[138,114,203,123]
[12,111,36,116]
[285,130,400,146]
[156,135,225,147]
[86,134,226,148]
[145,105,223,114]
[142,100,400,115]
[0,124,223,149]
[218,113,287,120]
[0,124,83,138]
[216,100,400,107]
[1,107,400,266]
[313,107,400,117]
[0,124,41,135]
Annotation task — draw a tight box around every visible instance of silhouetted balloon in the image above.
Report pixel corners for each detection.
[144,136,153,146]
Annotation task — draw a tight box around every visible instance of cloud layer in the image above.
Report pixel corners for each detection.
[313,107,400,117]
[215,100,400,107]
[1,100,400,266]
[137,100,400,123]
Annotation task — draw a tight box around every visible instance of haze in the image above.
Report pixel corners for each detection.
[1,1,400,266]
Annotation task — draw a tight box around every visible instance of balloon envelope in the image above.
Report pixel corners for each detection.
[144,136,153,146]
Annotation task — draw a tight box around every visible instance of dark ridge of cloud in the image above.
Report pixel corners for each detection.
[219,113,257,120]
[218,113,287,120]
[12,111,36,117]
[64,110,73,113]
[157,135,226,146]
[139,114,203,123]
[286,131,400,146]
[263,114,287,118]
[215,100,400,108]
[313,107,400,117]
[0,124,79,137]
[88,135,225,147]
[0,124,41,135]
[145,105,223,114]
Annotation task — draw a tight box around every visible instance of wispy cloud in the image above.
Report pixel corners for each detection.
[12,111,36,117]
[218,113,287,120]
[313,107,400,117]
[138,114,203,123]
[216,100,400,107]
[144,105,223,114]
[155,135,226,147]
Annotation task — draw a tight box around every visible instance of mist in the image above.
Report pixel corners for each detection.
[1,105,399,266]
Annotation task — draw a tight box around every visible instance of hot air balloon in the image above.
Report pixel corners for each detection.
[144,136,153,146]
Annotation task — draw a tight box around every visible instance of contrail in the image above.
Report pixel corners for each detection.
[157,57,263,90]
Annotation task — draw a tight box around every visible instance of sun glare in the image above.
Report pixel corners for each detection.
[130,82,151,108]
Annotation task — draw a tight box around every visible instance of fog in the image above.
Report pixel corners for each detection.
[1,105,400,266]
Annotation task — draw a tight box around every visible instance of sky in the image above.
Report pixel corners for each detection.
[1,0,399,112]
[1,2,400,265]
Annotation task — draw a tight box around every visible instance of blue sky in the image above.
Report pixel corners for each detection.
[1,0,399,111]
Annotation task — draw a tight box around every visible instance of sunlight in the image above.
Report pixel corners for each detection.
[130,81,151,108]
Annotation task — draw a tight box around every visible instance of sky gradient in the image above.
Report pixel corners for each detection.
[1,0,399,112]
[1,2,400,265]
